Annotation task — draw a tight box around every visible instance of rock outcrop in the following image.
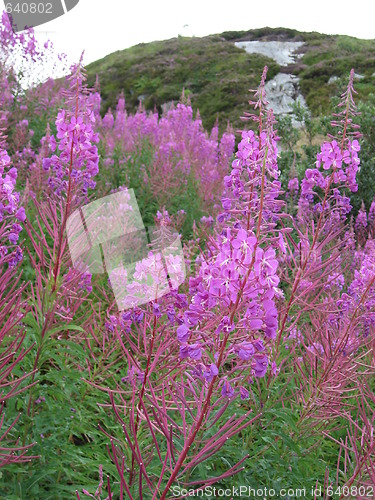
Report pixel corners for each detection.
[235,40,307,123]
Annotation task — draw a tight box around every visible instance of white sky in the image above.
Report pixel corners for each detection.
[3,0,375,69]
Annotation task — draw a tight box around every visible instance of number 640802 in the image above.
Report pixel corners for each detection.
[5,3,53,15]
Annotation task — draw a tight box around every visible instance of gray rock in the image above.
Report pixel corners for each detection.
[234,40,305,66]
[265,73,307,120]
[328,76,339,84]
[328,74,364,84]
[234,40,308,125]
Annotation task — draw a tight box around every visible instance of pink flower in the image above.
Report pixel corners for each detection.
[254,247,279,288]
[203,364,218,382]
[288,177,299,192]
[221,380,235,398]
[177,324,190,343]
[235,341,255,361]
[240,387,249,400]
[179,344,189,359]
[320,140,343,170]
[188,343,202,360]
[253,354,268,378]
[231,228,257,264]
[15,207,26,222]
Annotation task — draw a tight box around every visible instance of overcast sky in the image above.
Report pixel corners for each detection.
[3,0,375,68]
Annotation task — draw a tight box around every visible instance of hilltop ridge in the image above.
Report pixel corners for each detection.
[86,27,375,131]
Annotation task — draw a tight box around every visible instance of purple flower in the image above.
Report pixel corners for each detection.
[179,344,189,359]
[188,343,202,360]
[121,311,132,322]
[152,303,161,317]
[254,247,279,288]
[200,215,214,227]
[8,232,19,244]
[288,177,299,192]
[217,212,229,223]
[252,339,264,352]
[240,387,249,400]
[9,247,23,267]
[105,315,118,332]
[203,364,218,382]
[216,316,234,335]
[320,140,343,170]
[15,207,26,222]
[156,209,171,224]
[167,308,176,324]
[235,341,255,361]
[45,62,100,197]
[191,364,204,379]
[253,354,268,378]
[177,324,190,343]
[221,380,235,398]
[263,300,278,339]
[232,228,257,264]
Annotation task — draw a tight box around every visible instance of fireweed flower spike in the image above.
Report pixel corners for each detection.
[20,59,101,428]
[43,57,100,291]
[0,132,24,267]
[151,68,284,493]
[0,133,39,466]
[42,59,99,201]
[180,67,285,393]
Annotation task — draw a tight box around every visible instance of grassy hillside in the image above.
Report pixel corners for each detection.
[86,27,375,131]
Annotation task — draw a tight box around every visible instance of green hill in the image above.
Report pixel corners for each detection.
[86,27,375,131]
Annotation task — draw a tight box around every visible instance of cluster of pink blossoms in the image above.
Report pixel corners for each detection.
[0,139,26,267]
[179,225,280,386]
[99,98,235,215]
[297,71,361,225]
[301,139,360,201]
[42,64,99,197]
[287,177,299,193]
[317,139,360,191]
[298,139,360,228]
[335,238,375,342]
[176,91,284,398]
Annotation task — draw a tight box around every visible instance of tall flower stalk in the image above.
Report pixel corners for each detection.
[0,134,38,465]
[23,59,99,417]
